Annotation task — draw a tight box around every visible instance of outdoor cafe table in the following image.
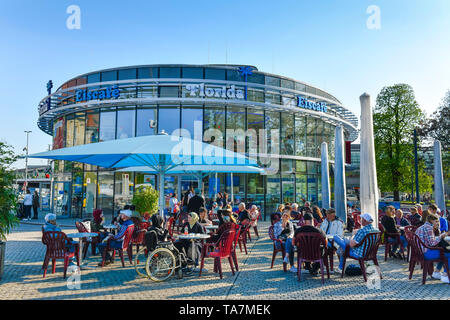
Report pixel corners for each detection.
[66,232,100,270]
[177,233,211,268]
[204,225,219,232]
[212,219,220,225]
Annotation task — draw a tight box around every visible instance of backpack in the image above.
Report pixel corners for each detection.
[345,264,362,276]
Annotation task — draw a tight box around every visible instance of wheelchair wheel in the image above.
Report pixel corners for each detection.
[145,247,176,282]
[134,247,149,278]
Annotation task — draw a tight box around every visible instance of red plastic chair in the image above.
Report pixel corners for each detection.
[408,233,450,285]
[230,224,241,271]
[237,223,250,254]
[268,225,287,272]
[379,223,405,261]
[75,221,99,259]
[128,222,149,258]
[101,224,135,267]
[199,228,236,279]
[352,212,361,230]
[404,225,418,263]
[294,232,330,284]
[340,232,382,282]
[42,231,80,279]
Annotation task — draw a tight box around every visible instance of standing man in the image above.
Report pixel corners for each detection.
[188,189,205,214]
[22,189,33,221]
[32,190,40,220]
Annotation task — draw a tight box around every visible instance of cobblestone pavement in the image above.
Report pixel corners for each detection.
[1,221,449,300]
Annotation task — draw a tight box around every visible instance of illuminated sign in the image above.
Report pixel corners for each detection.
[76,85,120,103]
[297,96,327,113]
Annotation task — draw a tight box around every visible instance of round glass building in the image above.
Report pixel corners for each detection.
[37,64,358,219]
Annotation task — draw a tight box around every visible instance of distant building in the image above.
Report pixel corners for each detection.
[14,165,51,211]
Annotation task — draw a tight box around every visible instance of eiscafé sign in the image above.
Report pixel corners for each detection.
[297,96,327,113]
[185,83,244,99]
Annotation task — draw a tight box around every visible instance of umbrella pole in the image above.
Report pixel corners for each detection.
[159,172,165,218]
[231,173,234,205]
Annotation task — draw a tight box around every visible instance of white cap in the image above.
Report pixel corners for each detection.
[45,213,56,222]
[360,213,374,223]
[120,209,132,217]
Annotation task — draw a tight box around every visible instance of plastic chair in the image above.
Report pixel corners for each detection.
[340,232,382,282]
[408,233,450,285]
[230,224,241,271]
[268,225,287,272]
[404,225,418,263]
[101,225,135,267]
[294,232,330,284]
[42,231,80,279]
[75,221,99,259]
[199,228,236,279]
[237,223,250,254]
[127,222,149,258]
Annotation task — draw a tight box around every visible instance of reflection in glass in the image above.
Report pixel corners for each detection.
[295,115,306,156]
[160,67,180,78]
[114,172,134,212]
[74,113,85,146]
[204,106,225,147]
[282,174,295,204]
[136,107,157,137]
[66,116,74,147]
[116,108,135,139]
[85,111,99,144]
[98,171,115,219]
[182,107,203,140]
[84,171,97,216]
[306,117,316,158]
[226,106,246,153]
[158,106,180,135]
[182,67,203,79]
[281,113,294,155]
[99,110,116,142]
[247,173,264,212]
[296,174,307,203]
[266,174,281,214]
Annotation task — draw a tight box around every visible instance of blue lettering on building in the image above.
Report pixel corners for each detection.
[297,96,327,113]
[76,85,120,103]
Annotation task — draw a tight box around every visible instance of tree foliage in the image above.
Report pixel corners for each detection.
[373,84,430,200]
[0,142,19,241]
[132,185,159,216]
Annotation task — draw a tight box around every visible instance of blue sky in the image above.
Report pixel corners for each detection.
[1,0,449,168]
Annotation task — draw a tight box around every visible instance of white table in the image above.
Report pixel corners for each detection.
[103,224,118,230]
[66,232,100,270]
[399,227,405,231]
[326,235,334,240]
[204,225,219,231]
[177,233,211,266]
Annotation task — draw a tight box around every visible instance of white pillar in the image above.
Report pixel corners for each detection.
[434,140,446,213]
[230,173,234,204]
[334,126,347,223]
[159,172,165,218]
[359,93,379,224]
[321,142,331,209]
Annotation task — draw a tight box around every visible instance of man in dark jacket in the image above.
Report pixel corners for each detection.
[187,189,204,214]
[293,212,327,275]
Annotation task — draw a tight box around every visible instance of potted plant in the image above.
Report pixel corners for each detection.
[132,185,159,217]
[0,142,19,280]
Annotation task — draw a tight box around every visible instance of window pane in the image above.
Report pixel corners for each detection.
[182,107,203,140]
[71,167,83,218]
[281,79,294,90]
[282,174,295,203]
[307,174,318,204]
[53,117,65,150]
[226,106,246,153]
[159,86,179,98]
[295,115,306,156]
[205,68,225,80]
[247,108,263,157]
[306,117,316,157]
[265,76,280,87]
[66,116,74,147]
[118,68,137,80]
[248,72,265,84]
[226,70,243,82]
[138,67,158,79]
[316,120,325,158]
[247,173,264,211]
[281,113,294,155]
[101,70,117,82]
[266,174,281,214]
[87,73,100,84]
[158,106,180,135]
[295,82,306,92]
[114,172,134,211]
[74,113,85,146]
[116,108,135,139]
[137,85,157,98]
[98,171,115,219]
[182,67,203,79]
[99,110,116,142]
[204,106,225,147]
[296,173,307,203]
[160,67,180,78]
[84,171,97,216]
[265,92,281,105]
[247,89,264,103]
[265,111,280,156]
[85,112,99,144]
[136,107,157,137]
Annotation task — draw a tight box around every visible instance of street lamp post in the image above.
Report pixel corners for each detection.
[413,129,420,203]
[24,131,32,191]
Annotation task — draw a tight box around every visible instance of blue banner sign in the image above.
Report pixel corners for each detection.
[297,96,327,113]
[76,85,120,103]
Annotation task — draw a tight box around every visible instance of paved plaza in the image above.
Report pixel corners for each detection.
[0,220,449,300]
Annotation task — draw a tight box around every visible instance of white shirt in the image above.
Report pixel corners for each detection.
[23,194,33,206]
[169,198,178,210]
[320,218,344,248]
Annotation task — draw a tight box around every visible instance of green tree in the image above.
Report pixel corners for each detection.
[0,142,19,240]
[373,84,429,200]
[132,185,159,216]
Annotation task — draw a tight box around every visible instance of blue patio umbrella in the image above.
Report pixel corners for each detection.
[27,134,257,216]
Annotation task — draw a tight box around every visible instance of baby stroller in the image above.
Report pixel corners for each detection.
[134,230,195,282]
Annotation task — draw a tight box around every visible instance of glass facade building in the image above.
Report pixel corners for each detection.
[37,64,358,219]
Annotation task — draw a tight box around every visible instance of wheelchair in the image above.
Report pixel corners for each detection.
[134,236,195,282]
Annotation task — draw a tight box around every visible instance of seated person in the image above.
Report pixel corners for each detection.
[91,209,105,233]
[409,206,422,227]
[290,203,301,220]
[272,210,295,273]
[311,206,324,227]
[416,214,450,283]
[249,205,259,228]
[198,207,212,225]
[174,212,205,268]
[333,213,379,273]
[428,204,449,233]
[144,214,169,252]
[292,212,327,275]
[237,203,251,225]
[209,209,237,243]
[97,209,134,266]
[43,213,78,254]
[320,208,344,253]
[381,206,405,258]
[142,212,151,223]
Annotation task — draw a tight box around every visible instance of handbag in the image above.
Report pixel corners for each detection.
[345,264,362,276]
